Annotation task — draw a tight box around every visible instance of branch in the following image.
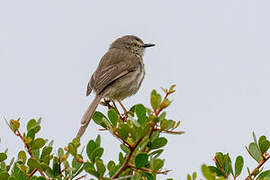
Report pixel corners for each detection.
[154,90,174,116]
[112,123,156,178]
[128,163,171,175]
[74,175,87,180]
[153,128,185,135]
[28,168,37,178]
[16,130,46,178]
[245,153,270,180]
[111,148,133,179]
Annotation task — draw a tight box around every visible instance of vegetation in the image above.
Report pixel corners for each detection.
[0,85,269,179]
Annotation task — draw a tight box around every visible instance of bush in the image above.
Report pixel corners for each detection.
[0,85,270,180]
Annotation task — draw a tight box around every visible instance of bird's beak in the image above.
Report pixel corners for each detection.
[143,43,155,48]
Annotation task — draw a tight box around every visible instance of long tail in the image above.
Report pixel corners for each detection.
[76,94,103,138]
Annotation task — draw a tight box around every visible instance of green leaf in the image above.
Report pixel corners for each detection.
[67,143,77,156]
[160,98,171,109]
[192,172,197,180]
[95,135,101,147]
[31,138,46,150]
[159,112,166,121]
[150,90,162,109]
[27,158,41,170]
[107,160,115,172]
[234,156,244,177]
[259,136,270,154]
[187,174,191,180]
[160,119,169,130]
[248,142,261,162]
[40,146,53,164]
[119,152,124,164]
[90,147,104,163]
[72,155,83,174]
[152,159,164,171]
[117,124,130,139]
[0,153,7,162]
[84,162,99,178]
[9,119,20,132]
[257,170,270,179]
[0,172,9,179]
[223,155,232,176]
[135,104,147,124]
[87,140,97,161]
[92,111,108,128]
[57,148,64,157]
[17,151,26,164]
[52,162,60,176]
[96,159,106,177]
[120,144,130,154]
[135,153,148,168]
[201,164,216,180]
[149,149,163,159]
[108,109,118,127]
[150,131,160,142]
[8,177,16,180]
[151,137,168,149]
[27,119,37,131]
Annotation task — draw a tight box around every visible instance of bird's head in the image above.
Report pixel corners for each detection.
[110,35,155,56]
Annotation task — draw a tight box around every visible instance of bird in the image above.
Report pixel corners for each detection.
[76,35,155,138]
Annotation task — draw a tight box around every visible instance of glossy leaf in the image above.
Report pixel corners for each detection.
[151,90,162,109]
[259,136,270,154]
[135,153,148,168]
[17,151,26,164]
[0,153,7,162]
[257,170,270,179]
[135,104,147,124]
[160,119,169,130]
[152,158,164,171]
[31,138,46,150]
[92,111,108,128]
[9,119,20,132]
[84,162,99,178]
[248,143,261,162]
[108,109,118,127]
[90,147,104,163]
[234,156,244,177]
[86,140,97,161]
[96,159,106,176]
[117,124,130,139]
[151,137,168,149]
[27,158,41,170]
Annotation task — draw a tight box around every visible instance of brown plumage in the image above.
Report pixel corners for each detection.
[76,35,155,138]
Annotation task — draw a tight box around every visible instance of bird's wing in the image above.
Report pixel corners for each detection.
[90,49,140,95]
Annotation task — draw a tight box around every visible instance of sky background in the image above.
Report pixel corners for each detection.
[1,0,270,179]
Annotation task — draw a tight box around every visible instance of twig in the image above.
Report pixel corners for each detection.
[103,99,113,109]
[111,149,134,179]
[113,131,132,149]
[74,174,87,180]
[153,128,185,135]
[128,163,171,175]
[28,168,37,178]
[112,123,156,178]
[15,130,33,157]
[154,91,173,116]
[112,175,133,180]
[13,119,46,178]
[245,154,270,180]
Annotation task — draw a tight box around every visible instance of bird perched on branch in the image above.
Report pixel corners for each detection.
[76,35,155,138]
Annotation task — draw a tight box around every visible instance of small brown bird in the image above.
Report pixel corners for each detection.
[76,35,155,138]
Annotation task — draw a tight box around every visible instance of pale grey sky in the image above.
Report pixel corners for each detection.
[1,0,270,179]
